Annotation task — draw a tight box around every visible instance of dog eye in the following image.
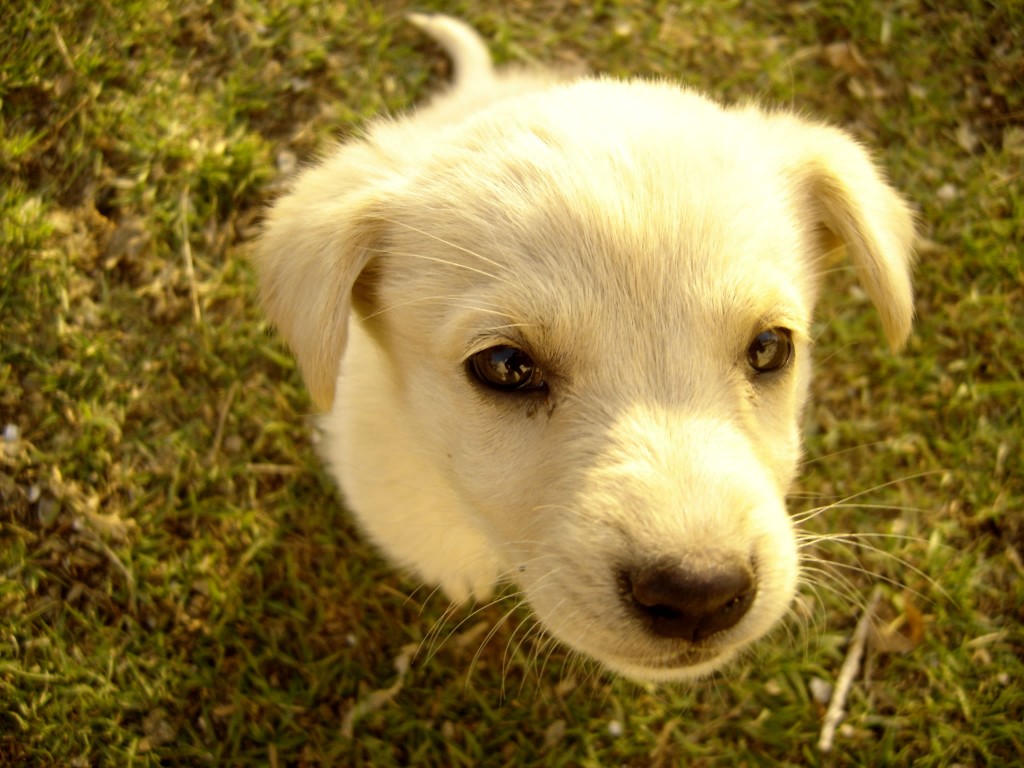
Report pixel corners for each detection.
[747,328,793,374]
[467,346,546,392]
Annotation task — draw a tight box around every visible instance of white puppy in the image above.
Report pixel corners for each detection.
[255,14,915,682]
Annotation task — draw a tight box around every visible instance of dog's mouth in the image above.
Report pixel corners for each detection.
[577,634,741,683]
[626,644,721,669]
[598,565,749,679]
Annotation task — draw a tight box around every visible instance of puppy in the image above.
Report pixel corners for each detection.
[255,14,915,682]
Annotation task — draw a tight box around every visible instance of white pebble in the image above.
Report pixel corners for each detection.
[809,676,834,705]
[3,424,19,458]
[937,183,958,202]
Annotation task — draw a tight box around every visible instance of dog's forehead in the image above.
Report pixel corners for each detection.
[388,83,815,347]
[400,83,810,272]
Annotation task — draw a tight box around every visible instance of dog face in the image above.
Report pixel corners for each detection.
[256,33,914,682]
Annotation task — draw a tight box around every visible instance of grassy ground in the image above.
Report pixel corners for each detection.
[1,0,1021,765]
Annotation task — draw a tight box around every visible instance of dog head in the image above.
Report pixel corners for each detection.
[255,79,914,681]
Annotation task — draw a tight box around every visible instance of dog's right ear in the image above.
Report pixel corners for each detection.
[778,119,917,351]
[254,151,395,411]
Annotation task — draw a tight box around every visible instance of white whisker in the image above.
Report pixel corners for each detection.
[367,247,509,284]
[374,217,511,273]
[363,295,517,321]
[791,470,944,525]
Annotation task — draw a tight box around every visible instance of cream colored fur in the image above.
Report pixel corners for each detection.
[254,14,915,682]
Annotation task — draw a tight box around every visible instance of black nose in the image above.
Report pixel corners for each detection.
[622,560,756,642]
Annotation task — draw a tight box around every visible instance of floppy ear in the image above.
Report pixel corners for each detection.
[254,147,394,410]
[785,122,917,350]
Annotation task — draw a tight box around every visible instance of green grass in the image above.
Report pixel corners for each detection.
[2,0,1022,765]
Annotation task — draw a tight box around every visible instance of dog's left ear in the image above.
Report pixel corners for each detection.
[784,121,917,350]
[254,148,398,410]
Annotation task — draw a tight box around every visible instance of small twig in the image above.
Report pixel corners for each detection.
[245,463,305,475]
[207,381,239,462]
[95,538,138,615]
[51,23,79,75]
[180,186,202,325]
[818,586,883,753]
[340,644,416,739]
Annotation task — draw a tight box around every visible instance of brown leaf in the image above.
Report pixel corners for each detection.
[824,41,870,77]
[870,592,927,654]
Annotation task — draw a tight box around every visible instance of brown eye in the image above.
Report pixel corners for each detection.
[747,328,793,374]
[468,346,546,392]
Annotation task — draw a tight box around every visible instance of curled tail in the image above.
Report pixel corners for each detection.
[407,13,495,89]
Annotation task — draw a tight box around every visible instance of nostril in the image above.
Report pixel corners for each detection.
[623,560,756,642]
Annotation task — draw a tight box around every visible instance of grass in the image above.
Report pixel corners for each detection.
[1,0,1021,764]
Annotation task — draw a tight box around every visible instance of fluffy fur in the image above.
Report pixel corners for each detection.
[254,14,915,682]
